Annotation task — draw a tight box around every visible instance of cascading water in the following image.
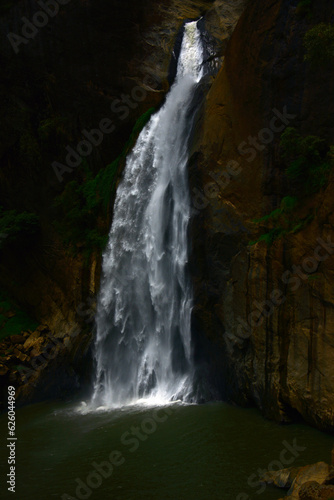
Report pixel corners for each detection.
[91,20,204,408]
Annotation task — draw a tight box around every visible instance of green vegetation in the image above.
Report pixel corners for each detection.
[0,313,38,341]
[253,196,298,224]
[280,127,332,194]
[125,107,156,149]
[249,128,333,246]
[308,274,320,281]
[249,196,312,246]
[296,0,313,18]
[54,176,111,254]
[54,108,156,254]
[0,207,39,249]
[0,300,11,312]
[0,290,38,341]
[304,23,334,66]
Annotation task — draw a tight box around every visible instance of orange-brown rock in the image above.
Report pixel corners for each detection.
[299,482,334,500]
[0,0,247,408]
[189,0,334,430]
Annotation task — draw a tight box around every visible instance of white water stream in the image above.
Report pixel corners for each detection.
[90,20,204,408]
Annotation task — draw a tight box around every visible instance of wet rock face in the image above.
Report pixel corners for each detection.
[0,0,248,405]
[299,482,334,500]
[261,462,334,499]
[190,0,334,430]
[0,322,93,409]
[0,0,241,310]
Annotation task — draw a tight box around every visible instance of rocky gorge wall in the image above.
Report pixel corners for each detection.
[2,0,334,435]
[190,0,334,431]
[0,0,246,406]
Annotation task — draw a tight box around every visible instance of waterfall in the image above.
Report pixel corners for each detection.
[91,20,204,408]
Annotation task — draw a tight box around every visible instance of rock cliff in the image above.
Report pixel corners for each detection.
[190,0,334,430]
[1,0,334,434]
[0,0,246,406]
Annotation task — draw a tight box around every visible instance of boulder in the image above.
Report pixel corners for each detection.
[323,467,334,485]
[23,330,43,350]
[260,467,300,489]
[299,481,334,499]
[13,348,28,363]
[287,463,330,498]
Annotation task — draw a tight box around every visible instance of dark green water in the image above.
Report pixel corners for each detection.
[0,400,332,500]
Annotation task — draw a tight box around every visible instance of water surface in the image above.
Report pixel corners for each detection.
[1,400,332,500]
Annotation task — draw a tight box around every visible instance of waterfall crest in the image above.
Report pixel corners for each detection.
[91,20,204,408]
